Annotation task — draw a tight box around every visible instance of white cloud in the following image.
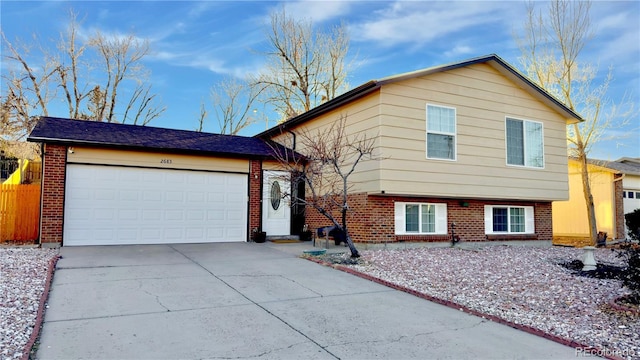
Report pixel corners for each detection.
[282,0,352,23]
[444,45,474,58]
[187,2,218,19]
[590,5,640,66]
[350,1,511,47]
[146,48,261,79]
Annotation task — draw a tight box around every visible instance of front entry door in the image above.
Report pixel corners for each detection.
[262,170,291,236]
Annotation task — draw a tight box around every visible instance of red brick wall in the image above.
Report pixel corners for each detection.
[40,144,67,246]
[305,193,553,243]
[248,160,262,238]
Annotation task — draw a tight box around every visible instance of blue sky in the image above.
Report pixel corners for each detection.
[1,1,639,160]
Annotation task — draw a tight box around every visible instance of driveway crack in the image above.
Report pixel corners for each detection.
[170,245,340,359]
[137,280,170,312]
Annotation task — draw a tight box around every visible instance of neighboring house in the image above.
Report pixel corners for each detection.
[29,54,582,247]
[259,54,582,244]
[619,158,640,219]
[553,157,640,246]
[2,159,41,184]
[27,117,296,247]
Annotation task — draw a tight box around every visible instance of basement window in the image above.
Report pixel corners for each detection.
[484,205,534,234]
[394,202,447,235]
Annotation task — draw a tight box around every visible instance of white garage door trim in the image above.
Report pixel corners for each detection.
[64,164,248,246]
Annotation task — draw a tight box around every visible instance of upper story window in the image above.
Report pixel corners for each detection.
[426,104,456,160]
[506,118,544,168]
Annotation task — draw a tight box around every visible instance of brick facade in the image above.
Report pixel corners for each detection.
[37,144,555,246]
[614,173,625,239]
[39,144,67,246]
[248,160,262,238]
[305,193,552,243]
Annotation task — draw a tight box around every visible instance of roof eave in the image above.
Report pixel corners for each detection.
[255,81,380,138]
[27,136,277,160]
[255,54,584,138]
[484,56,584,124]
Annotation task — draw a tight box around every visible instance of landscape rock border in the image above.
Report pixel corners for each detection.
[304,255,626,360]
[609,295,640,316]
[21,254,59,360]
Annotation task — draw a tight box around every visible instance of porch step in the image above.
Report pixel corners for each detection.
[267,235,300,243]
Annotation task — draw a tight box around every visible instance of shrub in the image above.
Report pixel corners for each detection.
[617,210,640,304]
[618,242,640,304]
[625,209,640,240]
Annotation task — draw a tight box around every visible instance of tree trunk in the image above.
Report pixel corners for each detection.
[344,234,360,258]
[342,177,359,258]
[578,151,598,245]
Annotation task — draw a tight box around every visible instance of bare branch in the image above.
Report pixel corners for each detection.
[515,0,636,244]
[210,77,264,135]
[253,7,352,122]
[268,115,378,257]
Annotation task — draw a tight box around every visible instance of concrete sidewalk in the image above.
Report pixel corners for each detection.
[37,242,581,359]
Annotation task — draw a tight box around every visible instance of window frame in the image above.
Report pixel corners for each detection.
[484,205,535,234]
[426,104,457,161]
[505,117,545,169]
[394,202,447,235]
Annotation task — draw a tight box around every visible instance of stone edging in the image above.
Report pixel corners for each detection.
[21,254,60,360]
[304,256,625,360]
[609,295,640,316]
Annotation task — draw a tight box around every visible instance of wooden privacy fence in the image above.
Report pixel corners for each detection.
[0,184,41,242]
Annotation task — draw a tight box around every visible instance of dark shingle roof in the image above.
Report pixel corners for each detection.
[27,117,284,159]
[587,157,640,176]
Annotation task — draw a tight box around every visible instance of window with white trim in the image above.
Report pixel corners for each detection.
[426,105,456,160]
[484,205,534,234]
[506,118,544,168]
[394,202,447,235]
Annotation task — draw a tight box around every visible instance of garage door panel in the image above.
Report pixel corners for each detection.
[166,191,184,202]
[64,165,248,246]
[187,192,205,202]
[118,209,138,220]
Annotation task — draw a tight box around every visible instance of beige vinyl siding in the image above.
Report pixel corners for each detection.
[378,63,569,201]
[273,93,383,193]
[262,160,293,171]
[67,147,250,173]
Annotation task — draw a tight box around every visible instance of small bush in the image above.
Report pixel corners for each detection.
[625,209,640,240]
[618,242,640,304]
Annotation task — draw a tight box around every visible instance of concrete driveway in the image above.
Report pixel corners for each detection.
[37,242,580,359]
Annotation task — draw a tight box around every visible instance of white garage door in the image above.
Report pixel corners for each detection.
[64,164,248,246]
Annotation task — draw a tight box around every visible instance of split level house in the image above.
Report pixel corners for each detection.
[28,54,582,247]
[553,157,640,246]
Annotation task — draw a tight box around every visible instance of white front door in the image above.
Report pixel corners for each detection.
[262,170,290,236]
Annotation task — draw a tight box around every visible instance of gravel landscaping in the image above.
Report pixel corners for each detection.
[2,244,638,360]
[1,247,58,360]
[319,245,638,360]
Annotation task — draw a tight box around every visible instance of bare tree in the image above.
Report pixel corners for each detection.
[254,8,351,121]
[210,78,263,135]
[196,102,207,132]
[1,9,165,150]
[88,31,164,124]
[516,0,634,245]
[270,116,377,258]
